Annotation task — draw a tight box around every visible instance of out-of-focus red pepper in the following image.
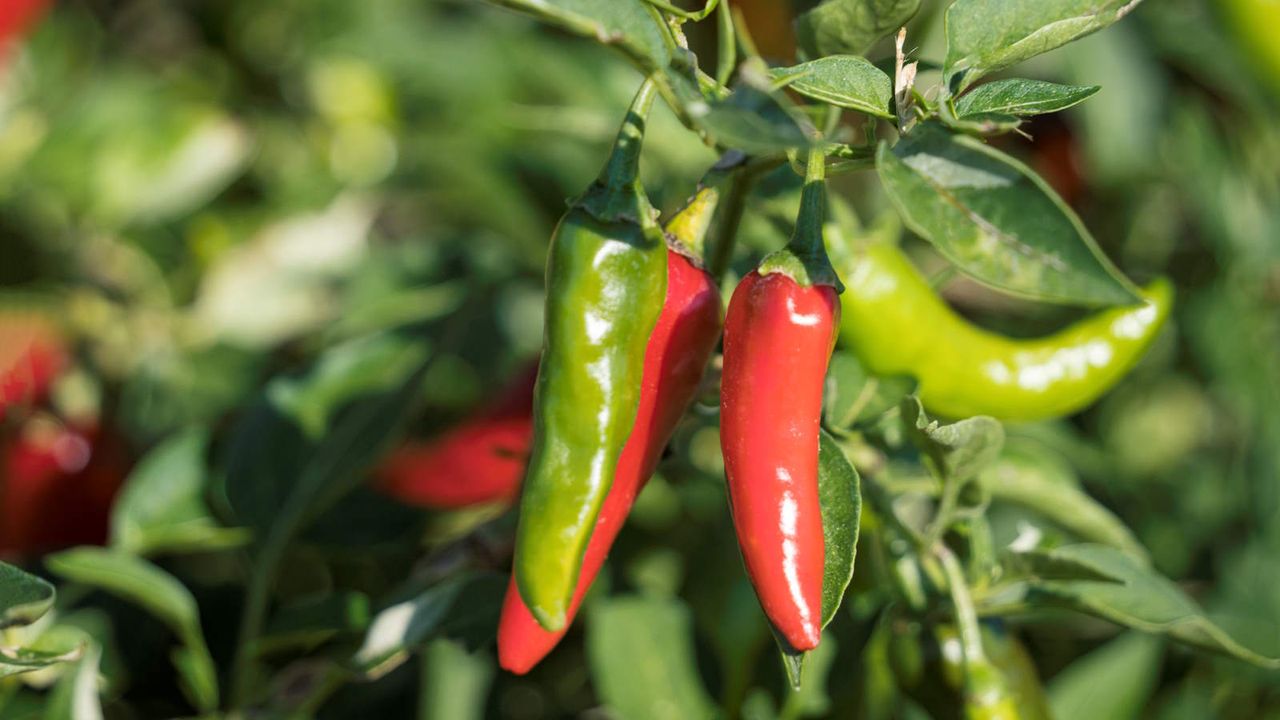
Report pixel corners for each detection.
[0,312,66,414]
[0,417,129,556]
[498,187,723,674]
[373,366,537,509]
[0,0,48,56]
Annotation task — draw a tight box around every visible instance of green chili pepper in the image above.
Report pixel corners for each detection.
[834,240,1172,421]
[513,79,668,631]
[889,619,1050,720]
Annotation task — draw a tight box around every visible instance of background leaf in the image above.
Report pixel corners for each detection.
[824,351,916,430]
[902,397,1005,483]
[795,0,922,58]
[876,126,1138,306]
[587,596,714,720]
[1026,545,1280,668]
[487,0,671,71]
[1047,633,1163,720]
[44,548,218,712]
[944,0,1147,92]
[110,428,247,555]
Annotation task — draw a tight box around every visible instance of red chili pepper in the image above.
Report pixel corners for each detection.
[0,418,130,556]
[0,312,66,414]
[0,0,48,55]
[497,189,723,674]
[374,366,537,509]
[719,145,841,652]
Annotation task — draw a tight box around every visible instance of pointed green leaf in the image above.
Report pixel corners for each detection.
[588,596,714,719]
[944,0,1146,93]
[0,562,56,629]
[796,0,922,58]
[817,431,861,627]
[487,0,670,72]
[902,397,1004,483]
[223,331,429,538]
[0,645,84,680]
[956,79,1100,117]
[352,573,504,679]
[980,446,1147,561]
[44,644,102,720]
[1028,545,1280,669]
[1047,633,1162,720]
[771,56,894,119]
[45,548,218,712]
[876,126,1139,306]
[824,351,916,429]
[680,77,811,154]
[110,428,248,555]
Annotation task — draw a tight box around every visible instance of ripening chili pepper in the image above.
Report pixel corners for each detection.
[0,310,66,414]
[835,241,1172,421]
[0,416,130,556]
[498,186,724,674]
[513,79,669,631]
[890,619,1048,720]
[720,143,842,652]
[373,365,536,509]
[0,0,48,53]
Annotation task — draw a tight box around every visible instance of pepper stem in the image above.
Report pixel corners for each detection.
[758,140,844,291]
[599,78,658,192]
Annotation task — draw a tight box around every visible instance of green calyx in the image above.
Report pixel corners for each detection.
[664,184,720,264]
[574,79,659,226]
[757,141,845,292]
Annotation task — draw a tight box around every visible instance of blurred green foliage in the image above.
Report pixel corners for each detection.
[0,0,1278,717]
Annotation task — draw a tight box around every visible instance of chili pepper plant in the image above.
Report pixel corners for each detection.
[0,0,1278,717]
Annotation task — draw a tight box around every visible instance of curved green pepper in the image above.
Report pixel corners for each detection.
[513,80,669,631]
[836,242,1172,421]
[889,619,1050,720]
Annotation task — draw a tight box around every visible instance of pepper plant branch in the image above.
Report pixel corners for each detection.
[936,544,988,665]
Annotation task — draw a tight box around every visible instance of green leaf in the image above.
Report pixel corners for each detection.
[980,447,1148,561]
[1026,545,1280,669]
[955,79,1100,117]
[259,592,371,655]
[223,330,429,539]
[941,111,1023,136]
[817,431,861,627]
[0,562,56,629]
[587,596,714,720]
[796,0,922,58]
[824,351,915,429]
[1004,547,1128,583]
[44,548,218,712]
[44,644,102,720]
[419,639,494,720]
[110,428,249,555]
[944,0,1146,93]
[0,645,84,680]
[352,573,504,679]
[487,0,671,72]
[1047,633,1163,720]
[902,397,1004,483]
[680,76,810,154]
[876,126,1139,306]
[770,56,894,119]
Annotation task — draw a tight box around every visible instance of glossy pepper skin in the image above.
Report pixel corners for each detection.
[836,242,1172,421]
[374,366,536,509]
[513,81,668,631]
[720,144,841,652]
[498,188,723,674]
